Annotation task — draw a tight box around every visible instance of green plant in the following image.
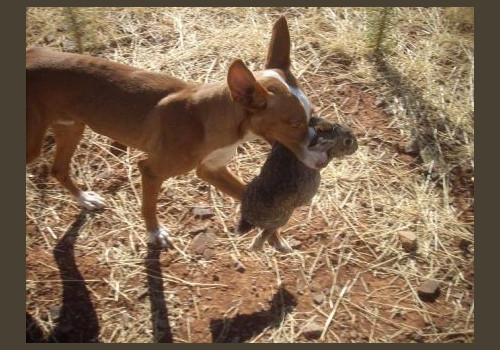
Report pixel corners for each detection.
[365,7,396,56]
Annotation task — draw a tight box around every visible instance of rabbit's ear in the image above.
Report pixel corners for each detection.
[310,117,334,132]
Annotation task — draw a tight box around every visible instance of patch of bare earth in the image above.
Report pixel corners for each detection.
[26,84,473,343]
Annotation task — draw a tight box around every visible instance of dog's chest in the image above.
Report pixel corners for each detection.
[201,131,258,169]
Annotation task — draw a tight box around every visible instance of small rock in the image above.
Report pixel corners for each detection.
[398,138,420,155]
[192,206,215,219]
[203,248,215,260]
[405,139,420,154]
[408,331,425,343]
[233,260,246,273]
[188,232,217,258]
[212,274,220,282]
[61,38,77,52]
[458,239,471,255]
[302,322,323,340]
[188,226,208,236]
[417,279,441,302]
[398,231,418,252]
[288,238,302,249]
[44,34,55,44]
[296,277,307,295]
[313,293,325,305]
[374,97,387,108]
[349,330,359,339]
[310,283,321,293]
[384,107,396,116]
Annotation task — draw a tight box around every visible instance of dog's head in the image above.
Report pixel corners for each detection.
[226,16,330,169]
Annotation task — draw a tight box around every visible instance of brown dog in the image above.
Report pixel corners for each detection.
[26,17,330,248]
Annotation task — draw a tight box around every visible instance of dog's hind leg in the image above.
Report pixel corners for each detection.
[51,123,105,210]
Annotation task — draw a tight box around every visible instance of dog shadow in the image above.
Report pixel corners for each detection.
[47,210,100,342]
[209,286,298,343]
[144,246,174,342]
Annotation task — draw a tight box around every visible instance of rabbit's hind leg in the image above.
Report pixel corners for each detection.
[267,230,293,253]
[250,229,275,251]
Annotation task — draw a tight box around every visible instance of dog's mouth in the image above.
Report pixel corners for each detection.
[301,150,329,169]
[315,158,329,169]
[294,127,329,169]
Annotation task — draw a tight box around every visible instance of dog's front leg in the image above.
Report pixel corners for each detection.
[196,164,246,201]
[138,159,173,249]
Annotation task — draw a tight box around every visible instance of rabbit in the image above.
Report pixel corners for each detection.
[236,117,358,253]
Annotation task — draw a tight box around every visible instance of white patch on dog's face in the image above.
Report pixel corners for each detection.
[262,70,312,120]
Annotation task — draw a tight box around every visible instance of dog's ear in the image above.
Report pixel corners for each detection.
[265,16,291,71]
[227,59,267,109]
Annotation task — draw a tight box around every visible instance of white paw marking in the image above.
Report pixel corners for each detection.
[148,226,174,249]
[76,191,106,210]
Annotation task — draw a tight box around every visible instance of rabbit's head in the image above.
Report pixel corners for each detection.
[308,119,358,161]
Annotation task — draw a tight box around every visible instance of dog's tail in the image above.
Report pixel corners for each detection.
[235,218,254,235]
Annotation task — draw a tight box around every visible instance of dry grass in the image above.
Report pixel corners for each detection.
[26,7,474,343]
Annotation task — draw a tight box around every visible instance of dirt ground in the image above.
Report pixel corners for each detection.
[26,84,474,343]
[26,7,474,343]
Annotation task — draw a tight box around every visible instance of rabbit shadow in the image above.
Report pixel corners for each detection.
[209,286,297,343]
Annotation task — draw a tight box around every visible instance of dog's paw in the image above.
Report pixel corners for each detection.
[148,226,174,249]
[77,191,106,210]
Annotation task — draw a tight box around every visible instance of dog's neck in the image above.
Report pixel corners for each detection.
[182,81,256,144]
